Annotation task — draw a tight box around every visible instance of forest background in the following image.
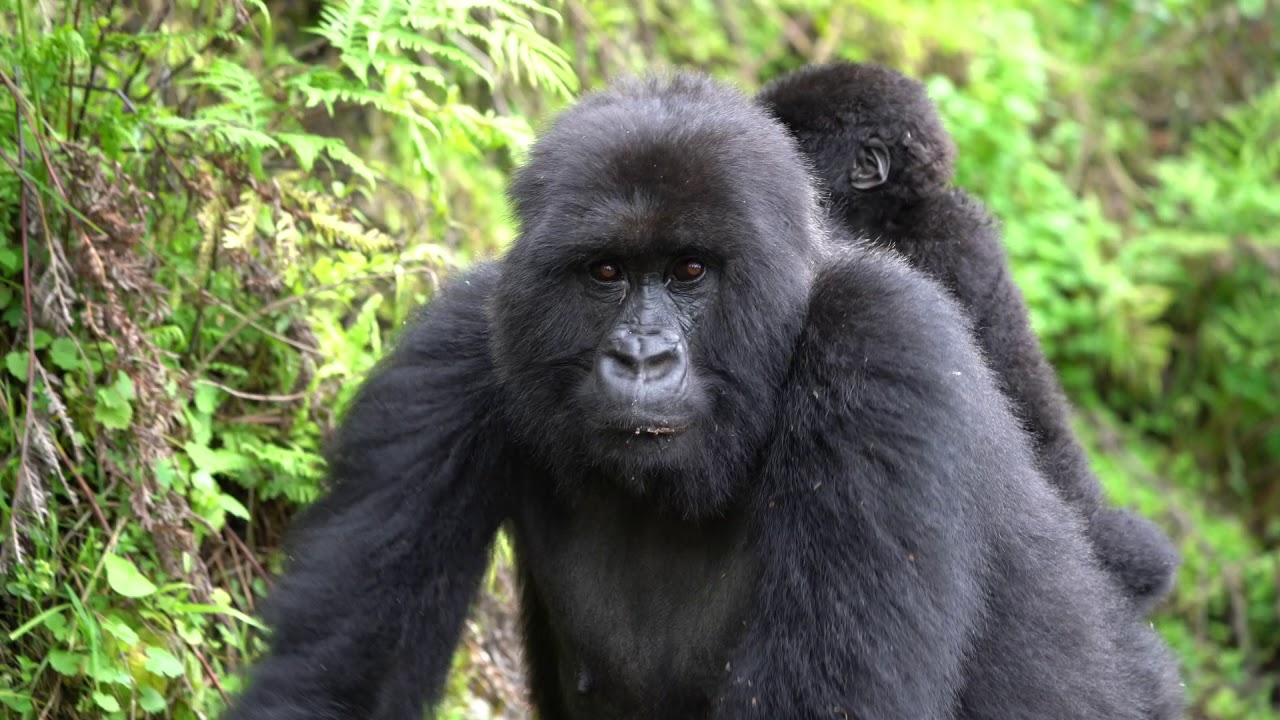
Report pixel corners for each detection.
[0,0,1277,718]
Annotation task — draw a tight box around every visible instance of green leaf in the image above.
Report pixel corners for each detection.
[5,351,28,382]
[94,396,132,429]
[94,372,137,429]
[49,337,82,371]
[0,246,20,273]
[143,646,184,678]
[153,457,181,489]
[88,663,132,685]
[47,650,83,676]
[194,382,220,415]
[191,469,215,491]
[217,493,251,520]
[111,371,136,400]
[0,693,33,713]
[101,615,140,646]
[43,611,70,641]
[92,691,121,713]
[103,554,157,598]
[1239,0,1266,18]
[278,132,324,172]
[138,686,166,713]
[184,442,253,475]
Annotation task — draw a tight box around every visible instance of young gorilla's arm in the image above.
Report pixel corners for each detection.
[225,264,509,720]
[713,248,992,718]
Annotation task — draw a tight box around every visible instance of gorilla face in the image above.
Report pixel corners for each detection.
[575,252,716,440]
[492,75,822,516]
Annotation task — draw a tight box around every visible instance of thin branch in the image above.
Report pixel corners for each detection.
[72,0,119,140]
[193,267,439,378]
[197,379,309,404]
[51,439,112,536]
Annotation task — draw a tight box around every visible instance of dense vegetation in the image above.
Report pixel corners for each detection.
[0,1,1276,718]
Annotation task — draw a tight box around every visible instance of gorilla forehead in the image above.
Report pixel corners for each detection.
[510,73,820,260]
[761,63,939,132]
[557,141,748,259]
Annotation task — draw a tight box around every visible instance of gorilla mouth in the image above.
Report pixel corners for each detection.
[586,415,693,441]
[633,425,684,436]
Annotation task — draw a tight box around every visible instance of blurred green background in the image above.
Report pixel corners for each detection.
[0,0,1277,717]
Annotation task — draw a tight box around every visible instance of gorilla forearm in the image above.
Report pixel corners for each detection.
[226,266,510,720]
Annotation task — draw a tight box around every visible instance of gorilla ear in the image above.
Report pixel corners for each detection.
[849,137,890,190]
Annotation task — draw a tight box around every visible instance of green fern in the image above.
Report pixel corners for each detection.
[1153,83,1280,236]
[300,0,577,203]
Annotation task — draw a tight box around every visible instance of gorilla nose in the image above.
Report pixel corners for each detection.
[599,329,688,397]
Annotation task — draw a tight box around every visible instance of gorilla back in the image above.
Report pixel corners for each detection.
[758,62,1180,613]
[225,74,1182,720]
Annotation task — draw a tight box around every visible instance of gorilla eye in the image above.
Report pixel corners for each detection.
[589,260,623,282]
[670,258,706,283]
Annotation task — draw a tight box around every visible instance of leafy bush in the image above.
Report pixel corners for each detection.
[0,1,570,717]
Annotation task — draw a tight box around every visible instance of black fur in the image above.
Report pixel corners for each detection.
[226,73,1183,720]
[758,62,1180,613]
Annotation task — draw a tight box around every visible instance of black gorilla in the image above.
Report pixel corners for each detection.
[226,73,1183,720]
[758,62,1180,613]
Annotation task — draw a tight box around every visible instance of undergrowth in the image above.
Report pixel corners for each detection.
[0,1,570,717]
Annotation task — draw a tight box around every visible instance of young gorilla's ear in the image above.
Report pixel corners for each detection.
[849,137,890,189]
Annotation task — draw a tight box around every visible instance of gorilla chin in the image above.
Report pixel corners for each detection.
[580,379,715,486]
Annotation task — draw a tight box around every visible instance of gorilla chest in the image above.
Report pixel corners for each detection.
[512,489,757,718]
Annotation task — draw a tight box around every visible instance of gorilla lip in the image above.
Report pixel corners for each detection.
[634,425,683,435]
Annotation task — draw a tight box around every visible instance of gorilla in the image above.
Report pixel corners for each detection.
[758,62,1180,613]
[226,73,1183,720]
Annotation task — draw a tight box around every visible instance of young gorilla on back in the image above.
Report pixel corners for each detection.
[226,74,1182,720]
[759,63,1180,613]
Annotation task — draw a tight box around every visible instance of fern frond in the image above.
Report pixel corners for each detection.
[221,189,262,250]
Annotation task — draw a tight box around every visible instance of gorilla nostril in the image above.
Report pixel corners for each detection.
[640,348,682,381]
[605,348,680,381]
[606,348,641,372]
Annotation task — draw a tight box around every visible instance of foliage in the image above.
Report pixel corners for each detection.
[0,0,1276,718]
[0,0,570,717]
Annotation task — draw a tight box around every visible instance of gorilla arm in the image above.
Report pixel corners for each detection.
[713,247,992,719]
[225,264,509,720]
[712,246,1154,719]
